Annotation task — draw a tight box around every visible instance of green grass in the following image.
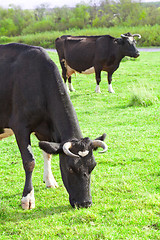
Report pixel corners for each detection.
[0,51,160,239]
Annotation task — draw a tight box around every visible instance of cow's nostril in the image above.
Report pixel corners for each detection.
[70,197,92,208]
[78,201,92,208]
[135,52,140,58]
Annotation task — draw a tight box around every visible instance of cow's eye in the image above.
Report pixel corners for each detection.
[69,167,74,174]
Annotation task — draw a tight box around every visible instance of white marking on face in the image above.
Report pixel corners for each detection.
[78,150,89,157]
[108,84,115,93]
[128,36,134,42]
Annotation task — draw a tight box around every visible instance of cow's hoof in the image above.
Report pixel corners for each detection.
[70,88,76,92]
[44,175,58,188]
[69,83,75,92]
[21,189,35,210]
[108,90,115,93]
[95,85,101,93]
[108,84,115,93]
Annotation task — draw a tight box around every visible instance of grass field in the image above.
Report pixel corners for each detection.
[0,51,160,239]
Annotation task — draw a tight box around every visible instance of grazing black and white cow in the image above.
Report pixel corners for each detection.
[0,43,108,209]
[55,33,141,93]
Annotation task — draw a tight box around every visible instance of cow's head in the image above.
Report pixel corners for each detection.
[115,32,141,58]
[39,133,108,208]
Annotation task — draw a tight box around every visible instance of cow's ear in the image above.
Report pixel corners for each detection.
[94,133,106,142]
[92,133,107,151]
[39,141,62,154]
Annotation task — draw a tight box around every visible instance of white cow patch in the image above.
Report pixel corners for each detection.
[21,189,35,210]
[62,59,75,77]
[43,151,58,188]
[81,67,95,74]
[78,150,89,157]
[0,128,13,140]
[62,59,95,77]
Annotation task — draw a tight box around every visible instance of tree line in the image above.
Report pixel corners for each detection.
[0,0,160,37]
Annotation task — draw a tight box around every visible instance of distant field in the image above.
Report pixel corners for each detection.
[0,25,160,48]
[0,51,160,239]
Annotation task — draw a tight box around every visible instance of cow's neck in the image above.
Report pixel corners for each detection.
[114,46,124,62]
[47,80,82,142]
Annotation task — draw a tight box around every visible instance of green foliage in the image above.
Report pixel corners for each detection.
[22,19,55,35]
[0,1,160,39]
[0,36,10,43]
[0,18,18,36]
[0,51,160,239]
[2,25,160,48]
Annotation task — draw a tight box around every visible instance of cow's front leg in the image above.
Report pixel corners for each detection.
[43,151,58,188]
[108,72,115,93]
[95,69,101,93]
[14,129,35,210]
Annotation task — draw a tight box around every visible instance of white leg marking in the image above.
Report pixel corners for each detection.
[65,82,70,92]
[27,144,34,158]
[69,82,75,92]
[43,151,58,188]
[95,85,101,93]
[108,83,115,93]
[21,189,35,210]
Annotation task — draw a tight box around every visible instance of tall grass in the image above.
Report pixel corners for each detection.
[129,82,159,107]
[0,25,160,48]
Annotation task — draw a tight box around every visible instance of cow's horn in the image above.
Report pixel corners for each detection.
[92,140,108,153]
[63,142,80,158]
[132,34,141,39]
[121,34,128,38]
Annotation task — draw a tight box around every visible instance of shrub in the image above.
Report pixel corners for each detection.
[0,36,10,43]
[22,20,55,35]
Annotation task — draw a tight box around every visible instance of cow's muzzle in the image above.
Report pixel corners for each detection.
[70,198,92,209]
[134,51,140,58]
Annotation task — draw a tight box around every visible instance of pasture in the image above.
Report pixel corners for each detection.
[0,51,160,239]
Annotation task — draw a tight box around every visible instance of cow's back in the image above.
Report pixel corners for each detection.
[0,43,58,127]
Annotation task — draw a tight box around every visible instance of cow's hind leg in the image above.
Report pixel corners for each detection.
[61,61,69,91]
[108,72,115,93]
[14,127,35,210]
[68,76,75,92]
[43,151,58,188]
[95,69,101,93]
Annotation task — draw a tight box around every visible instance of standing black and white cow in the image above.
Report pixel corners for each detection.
[55,33,141,93]
[0,43,108,209]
